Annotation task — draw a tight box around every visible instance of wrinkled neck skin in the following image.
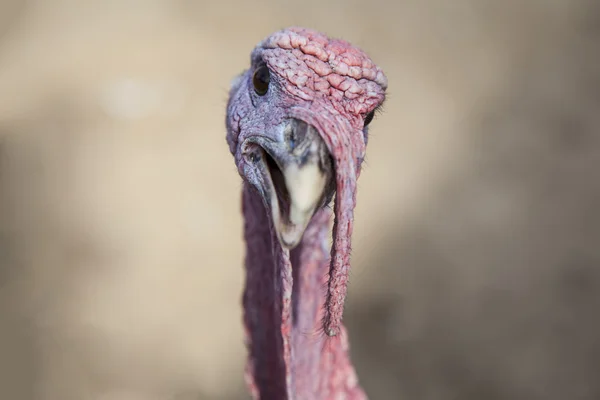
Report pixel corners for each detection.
[241,183,366,400]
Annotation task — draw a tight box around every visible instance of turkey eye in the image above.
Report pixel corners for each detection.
[253,66,270,96]
[363,110,375,127]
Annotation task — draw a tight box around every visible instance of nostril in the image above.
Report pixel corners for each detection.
[249,153,260,163]
[243,146,262,164]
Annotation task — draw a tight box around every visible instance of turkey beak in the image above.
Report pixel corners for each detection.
[260,119,334,249]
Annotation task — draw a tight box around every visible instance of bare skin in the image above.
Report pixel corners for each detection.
[226,27,387,399]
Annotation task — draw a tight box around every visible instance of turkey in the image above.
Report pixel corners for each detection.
[226,27,387,399]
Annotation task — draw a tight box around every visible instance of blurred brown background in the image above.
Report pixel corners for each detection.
[1,1,599,399]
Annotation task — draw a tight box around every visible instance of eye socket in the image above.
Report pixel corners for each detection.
[253,65,270,96]
[363,110,375,127]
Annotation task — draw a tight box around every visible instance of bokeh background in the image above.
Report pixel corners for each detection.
[1,1,599,399]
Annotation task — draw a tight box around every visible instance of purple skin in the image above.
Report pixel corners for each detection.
[226,27,387,399]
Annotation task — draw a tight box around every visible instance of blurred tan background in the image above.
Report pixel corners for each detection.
[1,1,599,399]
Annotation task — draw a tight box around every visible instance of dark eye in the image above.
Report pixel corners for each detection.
[364,110,375,127]
[253,65,270,96]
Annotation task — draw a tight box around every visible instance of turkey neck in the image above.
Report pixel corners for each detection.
[241,182,367,400]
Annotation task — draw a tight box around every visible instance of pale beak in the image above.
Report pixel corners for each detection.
[260,119,334,249]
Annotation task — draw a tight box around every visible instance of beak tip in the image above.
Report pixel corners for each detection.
[279,229,302,249]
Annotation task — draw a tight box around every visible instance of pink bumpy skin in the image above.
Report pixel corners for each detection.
[226,27,387,399]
